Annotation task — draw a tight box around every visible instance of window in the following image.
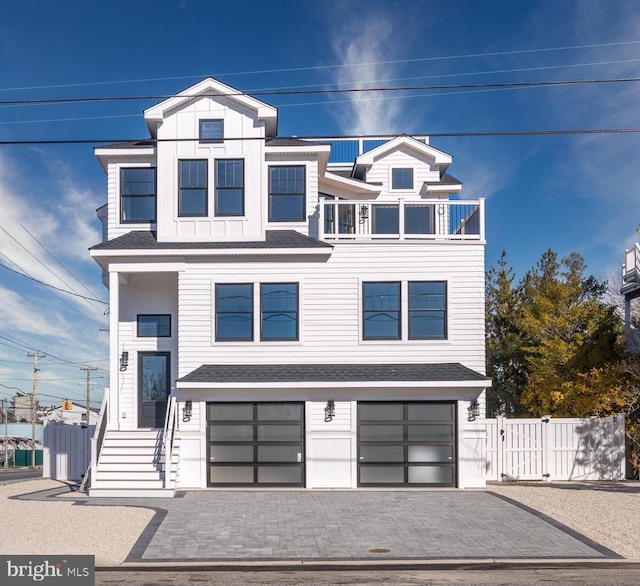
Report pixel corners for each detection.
[269,166,305,222]
[261,283,299,340]
[200,119,223,143]
[179,160,208,216]
[216,284,253,341]
[363,282,400,340]
[121,168,156,223]
[409,282,447,339]
[392,168,413,190]
[215,159,244,216]
[137,314,171,337]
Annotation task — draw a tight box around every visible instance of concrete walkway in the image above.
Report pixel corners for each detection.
[66,490,618,563]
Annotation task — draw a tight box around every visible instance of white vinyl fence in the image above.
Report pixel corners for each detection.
[484,415,626,481]
[43,422,94,482]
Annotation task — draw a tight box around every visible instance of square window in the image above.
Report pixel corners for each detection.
[363,282,400,340]
[215,159,244,216]
[121,168,156,223]
[216,284,253,341]
[200,119,223,143]
[409,281,447,339]
[269,166,305,222]
[261,283,298,340]
[179,160,208,216]
[392,168,413,190]
[137,314,171,337]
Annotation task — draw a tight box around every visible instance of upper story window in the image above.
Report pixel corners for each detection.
[261,283,299,340]
[200,119,223,143]
[215,159,244,216]
[363,282,400,340]
[121,168,156,223]
[216,284,253,341]
[269,166,305,222]
[137,314,171,337]
[179,160,208,216]
[392,168,413,190]
[409,281,447,339]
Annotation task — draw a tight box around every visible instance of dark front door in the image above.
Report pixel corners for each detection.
[138,352,170,428]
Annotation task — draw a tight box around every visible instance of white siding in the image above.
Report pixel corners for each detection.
[177,242,485,377]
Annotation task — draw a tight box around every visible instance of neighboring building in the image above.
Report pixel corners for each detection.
[43,402,100,426]
[89,77,490,496]
[13,395,35,423]
[622,243,640,351]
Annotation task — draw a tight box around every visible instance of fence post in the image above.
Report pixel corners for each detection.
[496,416,505,481]
[542,415,552,481]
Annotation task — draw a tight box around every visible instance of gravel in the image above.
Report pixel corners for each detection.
[3,478,640,564]
[488,481,640,559]
[1,479,154,566]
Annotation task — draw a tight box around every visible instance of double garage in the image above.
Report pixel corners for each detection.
[207,401,457,488]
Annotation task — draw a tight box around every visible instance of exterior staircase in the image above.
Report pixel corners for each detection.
[89,429,179,497]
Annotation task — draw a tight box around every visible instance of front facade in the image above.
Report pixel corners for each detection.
[89,78,490,496]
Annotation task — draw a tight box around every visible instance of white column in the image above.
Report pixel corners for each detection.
[108,270,120,430]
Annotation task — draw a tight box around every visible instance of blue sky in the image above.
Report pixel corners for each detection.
[1,0,640,408]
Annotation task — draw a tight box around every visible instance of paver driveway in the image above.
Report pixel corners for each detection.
[81,491,617,562]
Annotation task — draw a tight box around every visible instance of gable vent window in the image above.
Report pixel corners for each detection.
[200,119,223,143]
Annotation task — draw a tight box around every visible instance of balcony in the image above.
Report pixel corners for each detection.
[319,198,484,242]
[622,243,640,298]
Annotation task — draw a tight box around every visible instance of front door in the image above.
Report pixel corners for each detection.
[138,352,170,428]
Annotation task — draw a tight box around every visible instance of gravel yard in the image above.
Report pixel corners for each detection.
[488,481,640,559]
[1,479,154,566]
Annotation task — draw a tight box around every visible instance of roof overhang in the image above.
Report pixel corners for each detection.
[320,171,382,195]
[265,143,331,174]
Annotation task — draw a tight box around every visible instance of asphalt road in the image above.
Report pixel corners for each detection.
[96,563,640,585]
[0,468,42,483]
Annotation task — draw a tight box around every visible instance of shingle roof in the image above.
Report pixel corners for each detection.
[266,137,328,148]
[178,363,489,384]
[91,230,333,251]
[425,173,462,187]
[95,140,155,149]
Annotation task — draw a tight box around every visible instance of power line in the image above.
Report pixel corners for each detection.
[0,75,639,107]
[1,38,640,94]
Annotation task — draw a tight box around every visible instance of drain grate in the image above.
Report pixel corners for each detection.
[368,548,391,554]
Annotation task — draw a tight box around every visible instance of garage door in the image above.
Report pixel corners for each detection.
[207,402,304,486]
[358,402,456,487]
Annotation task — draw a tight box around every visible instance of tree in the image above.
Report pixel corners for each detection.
[517,251,625,416]
[485,252,528,416]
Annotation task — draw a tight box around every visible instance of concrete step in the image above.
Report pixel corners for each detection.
[91,478,165,489]
[96,462,165,473]
[95,471,165,481]
[89,487,175,498]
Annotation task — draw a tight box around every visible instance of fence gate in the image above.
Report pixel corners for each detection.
[486,415,625,481]
[43,422,94,482]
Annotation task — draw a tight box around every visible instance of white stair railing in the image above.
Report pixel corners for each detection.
[85,391,109,490]
[161,391,179,489]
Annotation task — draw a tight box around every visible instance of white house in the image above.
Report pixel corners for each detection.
[43,402,100,426]
[88,78,490,496]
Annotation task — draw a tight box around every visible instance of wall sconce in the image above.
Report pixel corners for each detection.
[324,400,335,422]
[119,351,129,371]
[467,400,480,422]
[359,205,369,222]
[182,400,192,423]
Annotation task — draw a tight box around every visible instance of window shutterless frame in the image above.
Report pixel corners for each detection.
[215,159,244,216]
[268,165,306,222]
[362,281,401,340]
[178,159,208,217]
[199,119,223,143]
[408,281,447,340]
[260,283,299,341]
[137,314,171,338]
[391,167,413,190]
[120,167,156,223]
[215,283,254,341]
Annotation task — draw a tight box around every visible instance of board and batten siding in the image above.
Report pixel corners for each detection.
[176,242,485,378]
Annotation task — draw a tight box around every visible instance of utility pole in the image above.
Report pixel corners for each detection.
[27,352,45,467]
[80,366,97,426]
[3,398,8,468]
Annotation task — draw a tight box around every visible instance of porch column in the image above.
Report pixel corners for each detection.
[108,270,120,430]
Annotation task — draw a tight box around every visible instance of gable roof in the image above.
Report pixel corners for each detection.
[144,77,278,137]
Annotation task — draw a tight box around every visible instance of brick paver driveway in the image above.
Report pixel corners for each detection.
[83,491,617,562]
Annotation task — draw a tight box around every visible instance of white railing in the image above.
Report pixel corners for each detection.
[87,391,109,489]
[319,198,484,242]
[623,243,640,286]
[161,390,179,489]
